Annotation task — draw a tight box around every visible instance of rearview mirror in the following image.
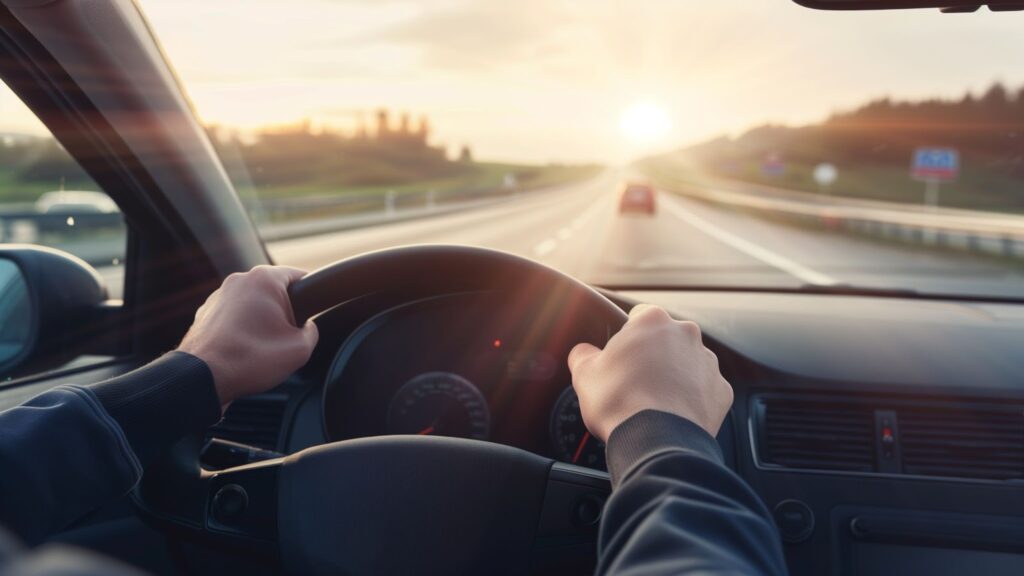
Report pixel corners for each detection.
[0,246,108,375]
[794,0,1024,10]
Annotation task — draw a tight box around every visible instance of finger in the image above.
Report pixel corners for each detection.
[259,265,306,285]
[628,303,654,319]
[567,342,600,374]
[276,266,308,283]
[265,267,307,315]
[300,320,320,351]
[628,304,671,325]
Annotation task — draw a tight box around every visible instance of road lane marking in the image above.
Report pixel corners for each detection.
[533,238,558,256]
[660,194,838,286]
[531,192,612,259]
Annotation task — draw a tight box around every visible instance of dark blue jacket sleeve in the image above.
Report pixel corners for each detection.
[597,410,788,575]
[0,352,221,544]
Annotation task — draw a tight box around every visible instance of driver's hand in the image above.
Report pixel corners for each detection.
[178,265,318,407]
[567,304,732,441]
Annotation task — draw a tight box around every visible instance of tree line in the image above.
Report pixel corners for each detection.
[676,81,1024,176]
[0,114,473,197]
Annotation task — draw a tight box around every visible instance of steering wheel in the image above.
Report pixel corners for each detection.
[135,245,628,575]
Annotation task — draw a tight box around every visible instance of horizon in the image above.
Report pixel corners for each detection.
[1,0,1021,165]
[4,79,1021,168]
[6,78,1019,168]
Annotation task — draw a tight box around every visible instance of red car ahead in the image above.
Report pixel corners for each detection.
[619,183,657,214]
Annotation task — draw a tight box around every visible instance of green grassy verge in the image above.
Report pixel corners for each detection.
[0,170,97,204]
[244,162,601,201]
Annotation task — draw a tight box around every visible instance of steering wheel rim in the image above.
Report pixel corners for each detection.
[136,245,627,575]
[288,244,628,330]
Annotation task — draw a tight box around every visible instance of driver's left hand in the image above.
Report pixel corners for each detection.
[178,265,319,408]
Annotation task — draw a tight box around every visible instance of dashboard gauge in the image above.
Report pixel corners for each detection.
[550,387,606,470]
[387,372,490,440]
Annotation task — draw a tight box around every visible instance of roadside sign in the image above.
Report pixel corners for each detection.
[762,153,785,177]
[813,163,837,188]
[912,148,959,182]
[502,173,518,190]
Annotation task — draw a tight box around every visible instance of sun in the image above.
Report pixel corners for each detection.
[619,101,671,143]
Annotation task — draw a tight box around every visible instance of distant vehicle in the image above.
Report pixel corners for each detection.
[34,191,119,214]
[618,183,656,215]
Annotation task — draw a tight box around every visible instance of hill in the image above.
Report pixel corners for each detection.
[640,83,1024,213]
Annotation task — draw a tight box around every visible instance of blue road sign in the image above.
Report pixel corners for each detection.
[912,148,959,182]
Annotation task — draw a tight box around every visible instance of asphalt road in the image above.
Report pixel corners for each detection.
[268,171,1024,300]
[92,171,1024,300]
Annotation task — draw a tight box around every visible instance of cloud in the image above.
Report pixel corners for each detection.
[341,0,578,70]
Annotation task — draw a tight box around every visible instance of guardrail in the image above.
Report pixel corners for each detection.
[0,183,531,265]
[665,179,1024,260]
[247,185,515,231]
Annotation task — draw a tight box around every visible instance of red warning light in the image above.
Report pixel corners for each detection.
[493,339,502,348]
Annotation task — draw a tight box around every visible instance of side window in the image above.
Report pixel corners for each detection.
[0,82,126,378]
[0,83,125,300]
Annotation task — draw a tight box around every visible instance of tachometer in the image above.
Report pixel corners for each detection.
[550,387,606,470]
[387,372,490,440]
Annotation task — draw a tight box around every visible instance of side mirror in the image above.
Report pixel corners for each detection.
[0,245,109,375]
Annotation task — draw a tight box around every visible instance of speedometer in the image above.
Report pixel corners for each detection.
[550,387,606,470]
[387,372,490,440]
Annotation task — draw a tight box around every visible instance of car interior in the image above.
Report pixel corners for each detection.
[0,0,1022,575]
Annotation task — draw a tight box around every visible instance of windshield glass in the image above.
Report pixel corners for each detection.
[145,1,1024,299]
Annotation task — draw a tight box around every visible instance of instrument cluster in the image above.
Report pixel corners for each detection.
[322,292,609,470]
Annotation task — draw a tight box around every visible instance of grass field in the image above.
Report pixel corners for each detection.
[0,162,601,209]
[241,162,601,201]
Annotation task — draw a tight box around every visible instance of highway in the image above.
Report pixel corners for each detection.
[267,171,1024,300]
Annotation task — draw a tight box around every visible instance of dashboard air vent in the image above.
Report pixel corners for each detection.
[900,406,1024,481]
[207,393,288,451]
[759,397,876,472]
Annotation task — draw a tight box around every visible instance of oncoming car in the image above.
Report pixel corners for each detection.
[1,0,1023,575]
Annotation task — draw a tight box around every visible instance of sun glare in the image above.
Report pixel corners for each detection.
[619,101,671,143]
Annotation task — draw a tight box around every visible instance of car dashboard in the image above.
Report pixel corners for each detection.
[159,290,1024,574]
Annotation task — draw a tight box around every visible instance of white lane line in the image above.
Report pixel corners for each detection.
[532,190,611,258]
[660,194,838,286]
[533,238,558,256]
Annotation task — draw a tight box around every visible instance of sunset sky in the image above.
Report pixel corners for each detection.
[3,0,1022,164]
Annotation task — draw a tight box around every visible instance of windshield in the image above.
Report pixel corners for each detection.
[144,0,1024,299]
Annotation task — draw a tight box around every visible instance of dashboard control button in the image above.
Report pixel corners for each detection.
[773,499,814,543]
[572,494,605,527]
[212,484,249,523]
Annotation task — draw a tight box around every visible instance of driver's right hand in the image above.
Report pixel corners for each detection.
[567,304,733,442]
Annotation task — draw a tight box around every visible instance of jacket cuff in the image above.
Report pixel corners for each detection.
[605,409,723,488]
[89,351,221,467]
